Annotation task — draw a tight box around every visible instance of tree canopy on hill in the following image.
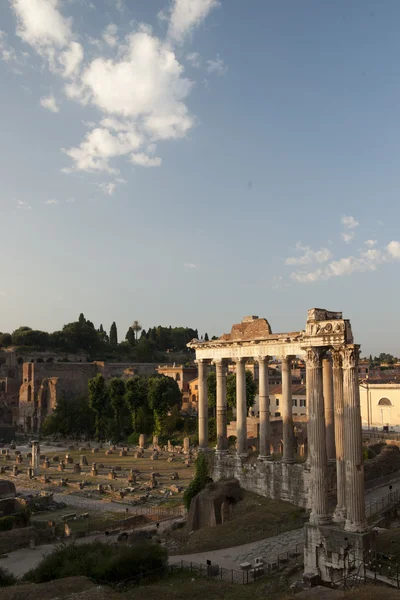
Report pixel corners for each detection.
[0,314,205,362]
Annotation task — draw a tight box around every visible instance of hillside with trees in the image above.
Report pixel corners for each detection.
[0,314,205,363]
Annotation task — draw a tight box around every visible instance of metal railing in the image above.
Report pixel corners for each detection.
[365,489,400,518]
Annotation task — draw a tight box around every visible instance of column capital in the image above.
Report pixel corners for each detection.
[279,355,295,362]
[234,357,247,364]
[196,358,210,365]
[341,345,360,370]
[213,358,228,366]
[304,347,323,368]
[256,355,270,364]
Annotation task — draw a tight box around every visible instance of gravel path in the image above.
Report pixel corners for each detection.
[170,528,304,570]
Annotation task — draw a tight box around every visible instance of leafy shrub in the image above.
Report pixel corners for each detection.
[127,432,140,445]
[183,452,212,511]
[0,566,16,587]
[0,511,29,531]
[363,447,377,460]
[23,541,167,584]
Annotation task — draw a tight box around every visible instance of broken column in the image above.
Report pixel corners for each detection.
[80,455,88,466]
[139,434,146,449]
[31,441,40,476]
[183,437,190,453]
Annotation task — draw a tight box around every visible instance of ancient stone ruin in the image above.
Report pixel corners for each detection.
[188,309,373,585]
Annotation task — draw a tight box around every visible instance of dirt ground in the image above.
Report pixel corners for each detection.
[1,441,195,511]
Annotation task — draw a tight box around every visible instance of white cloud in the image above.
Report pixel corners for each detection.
[45,199,58,204]
[186,51,201,67]
[342,215,359,230]
[364,239,377,247]
[206,55,226,75]
[11,0,72,48]
[184,262,197,269]
[40,94,60,112]
[98,182,116,196]
[0,30,18,62]
[103,23,118,47]
[341,231,355,243]
[58,41,83,77]
[115,0,124,12]
[130,153,162,167]
[167,0,220,44]
[284,243,332,266]
[17,200,32,210]
[115,177,127,184]
[387,241,400,259]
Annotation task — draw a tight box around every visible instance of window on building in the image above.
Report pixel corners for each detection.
[195,385,198,390]
[292,399,297,407]
[275,412,281,417]
[276,398,279,406]
[300,399,306,407]
[378,397,392,406]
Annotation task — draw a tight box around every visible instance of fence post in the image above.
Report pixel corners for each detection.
[231,569,234,584]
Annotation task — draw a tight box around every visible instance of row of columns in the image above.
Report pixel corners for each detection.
[307,345,366,533]
[198,355,297,462]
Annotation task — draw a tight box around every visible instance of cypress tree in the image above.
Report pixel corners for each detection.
[110,322,118,346]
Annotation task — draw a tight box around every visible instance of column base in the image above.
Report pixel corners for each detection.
[215,449,229,457]
[235,452,248,460]
[281,457,295,464]
[198,447,212,453]
[332,506,347,523]
[258,454,273,461]
[309,514,332,527]
[345,519,368,533]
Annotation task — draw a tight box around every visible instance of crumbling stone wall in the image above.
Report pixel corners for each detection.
[187,479,244,531]
[213,456,336,510]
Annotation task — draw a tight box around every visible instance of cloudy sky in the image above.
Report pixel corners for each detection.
[1,0,400,354]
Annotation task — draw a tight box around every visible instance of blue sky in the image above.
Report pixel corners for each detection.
[1,0,400,354]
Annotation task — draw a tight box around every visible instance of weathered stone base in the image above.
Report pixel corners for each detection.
[213,453,336,509]
[303,523,375,585]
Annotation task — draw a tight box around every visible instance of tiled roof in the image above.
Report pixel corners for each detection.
[269,384,306,395]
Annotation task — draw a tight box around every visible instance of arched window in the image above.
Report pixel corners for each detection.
[378,397,392,406]
[175,373,181,382]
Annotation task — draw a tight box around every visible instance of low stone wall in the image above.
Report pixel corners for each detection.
[213,454,336,509]
[0,526,38,554]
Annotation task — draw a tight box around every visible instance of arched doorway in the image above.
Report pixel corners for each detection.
[378,397,392,427]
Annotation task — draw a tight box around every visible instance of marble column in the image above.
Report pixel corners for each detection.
[323,356,336,461]
[197,359,209,450]
[281,356,294,463]
[236,357,247,456]
[342,345,367,532]
[258,356,271,458]
[305,347,331,525]
[215,359,228,452]
[332,349,346,523]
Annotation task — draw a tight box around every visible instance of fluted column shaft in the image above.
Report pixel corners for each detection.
[258,356,271,458]
[323,357,336,461]
[215,359,228,452]
[306,347,331,525]
[197,359,209,450]
[282,356,294,463]
[332,349,346,523]
[236,358,247,456]
[342,345,367,532]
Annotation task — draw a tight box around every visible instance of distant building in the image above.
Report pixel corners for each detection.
[156,364,198,407]
[360,381,400,430]
[250,384,307,418]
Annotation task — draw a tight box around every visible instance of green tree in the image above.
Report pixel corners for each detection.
[108,378,126,440]
[88,374,108,440]
[148,375,181,435]
[124,376,148,430]
[125,327,136,346]
[226,370,257,411]
[0,333,12,347]
[42,396,95,439]
[207,371,217,409]
[204,333,209,341]
[132,320,142,342]
[109,322,118,346]
[78,313,86,326]
[183,453,212,510]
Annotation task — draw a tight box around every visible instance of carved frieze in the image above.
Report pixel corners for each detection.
[307,309,343,322]
[307,320,346,337]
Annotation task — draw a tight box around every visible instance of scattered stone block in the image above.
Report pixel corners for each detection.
[80,455,88,466]
[92,448,98,453]
[42,458,50,469]
[167,456,174,463]
[139,434,146,449]
[41,476,51,484]
[171,472,179,480]
[108,469,116,480]
[27,467,34,479]
[119,450,127,457]
[98,463,104,469]
[65,454,73,464]
[74,464,81,474]
[58,462,65,472]
[170,484,182,493]
[91,463,98,476]
[183,438,190,453]
[97,484,104,493]
[12,465,19,476]
[150,452,158,461]
[105,450,113,456]
[15,455,23,465]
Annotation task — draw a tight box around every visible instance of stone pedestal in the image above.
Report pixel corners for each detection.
[304,523,375,584]
[80,455,88,466]
[139,434,146,449]
[183,437,190,453]
[58,462,65,472]
[65,454,73,464]
[74,464,81,474]
[108,469,116,480]
[119,450,127,457]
